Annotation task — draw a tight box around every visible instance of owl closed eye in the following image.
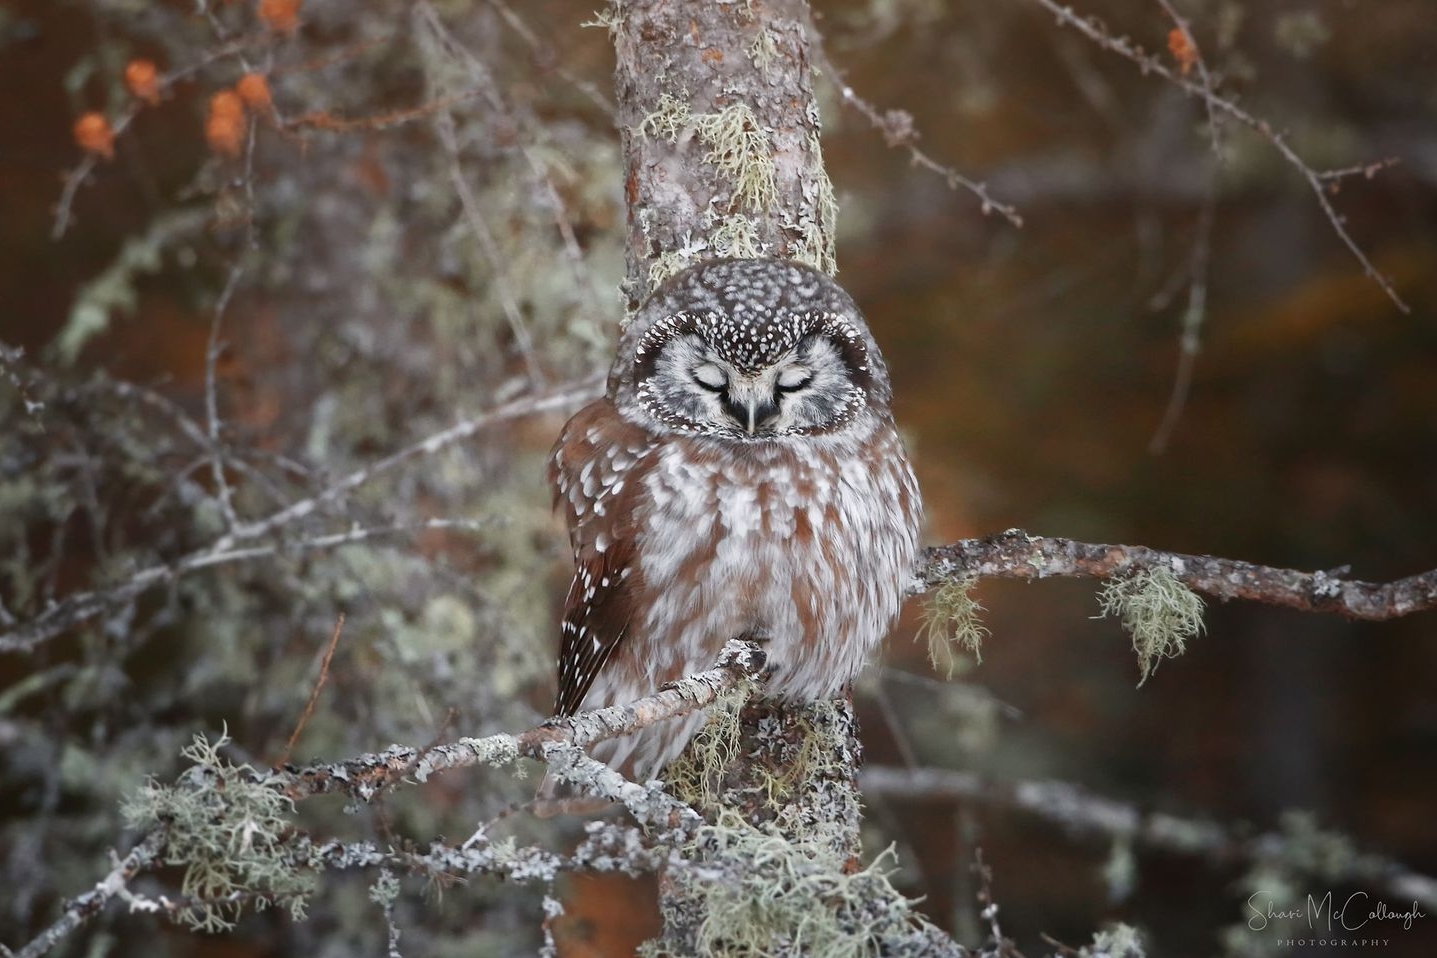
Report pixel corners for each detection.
[634,315,872,439]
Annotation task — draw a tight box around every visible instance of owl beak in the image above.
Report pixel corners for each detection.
[741,397,780,435]
[720,392,779,435]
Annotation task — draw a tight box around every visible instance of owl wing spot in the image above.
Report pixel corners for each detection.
[554,546,635,716]
[549,398,656,718]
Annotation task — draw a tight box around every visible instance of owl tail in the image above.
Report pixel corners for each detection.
[531,711,708,818]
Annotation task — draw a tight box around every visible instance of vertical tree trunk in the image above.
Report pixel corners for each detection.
[611,0,865,950]
[613,0,837,309]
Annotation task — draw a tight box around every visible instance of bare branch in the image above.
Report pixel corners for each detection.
[274,639,767,802]
[862,765,1437,910]
[277,613,347,768]
[11,831,167,958]
[917,530,1437,621]
[0,378,601,653]
[807,23,1023,229]
[480,0,614,119]
[433,110,547,389]
[1147,174,1215,454]
[1027,0,1410,313]
[1152,0,1221,157]
[204,262,245,531]
[6,646,764,958]
[1143,0,1220,454]
[51,36,267,239]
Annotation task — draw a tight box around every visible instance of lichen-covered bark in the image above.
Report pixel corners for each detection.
[918,530,1437,620]
[613,0,836,309]
[610,1,872,950]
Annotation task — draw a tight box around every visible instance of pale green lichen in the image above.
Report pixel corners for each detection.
[708,214,766,259]
[1222,861,1300,958]
[643,97,780,214]
[789,132,839,275]
[640,93,693,142]
[579,2,624,36]
[1097,568,1205,686]
[663,682,754,813]
[692,103,780,213]
[121,729,315,931]
[368,868,400,907]
[1276,810,1363,880]
[666,693,858,821]
[57,209,208,364]
[647,807,941,958]
[917,577,989,677]
[747,26,779,73]
[1081,922,1146,958]
[647,252,691,291]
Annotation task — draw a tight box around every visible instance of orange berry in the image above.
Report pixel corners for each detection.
[206,91,248,157]
[73,112,115,160]
[1168,27,1198,77]
[210,89,245,120]
[258,0,301,33]
[124,59,161,105]
[236,73,272,113]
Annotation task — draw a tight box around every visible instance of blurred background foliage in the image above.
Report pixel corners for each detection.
[0,0,1434,955]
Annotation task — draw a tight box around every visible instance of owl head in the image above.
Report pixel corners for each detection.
[610,259,893,440]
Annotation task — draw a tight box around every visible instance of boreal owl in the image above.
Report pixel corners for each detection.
[546,257,922,792]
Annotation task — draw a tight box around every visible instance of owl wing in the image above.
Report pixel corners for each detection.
[549,398,656,717]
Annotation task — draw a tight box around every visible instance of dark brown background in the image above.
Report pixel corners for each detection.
[1,0,1434,956]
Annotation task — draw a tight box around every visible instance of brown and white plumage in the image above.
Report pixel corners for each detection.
[548,258,922,784]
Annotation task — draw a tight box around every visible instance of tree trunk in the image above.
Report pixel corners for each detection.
[611,0,868,950]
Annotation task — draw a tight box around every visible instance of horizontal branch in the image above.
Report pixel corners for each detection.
[0,378,601,654]
[806,22,1023,228]
[7,645,765,958]
[303,823,664,887]
[11,831,168,958]
[861,765,1437,910]
[1027,0,1409,313]
[275,639,766,802]
[917,530,1437,621]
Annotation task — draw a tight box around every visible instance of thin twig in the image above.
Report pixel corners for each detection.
[1039,932,1082,957]
[1144,0,1222,453]
[275,638,768,802]
[1026,0,1409,313]
[205,262,245,530]
[0,378,601,653]
[416,0,548,386]
[434,112,547,389]
[1147,166,1216,454]
[278,613,347,767]
[481,0,615,118]
[10,830,168,958]
[862,765,1437,910]
[917,529,1437,621]
[807,24,1023,228]
[971,847,1025,958]
[868,678,921,770]
[280,90,488,135]
[1153,0,1222,157]
[52,36,266,239]
[1315,157,1400,184]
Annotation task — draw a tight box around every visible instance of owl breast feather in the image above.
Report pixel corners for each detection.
[629,423,920,701]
